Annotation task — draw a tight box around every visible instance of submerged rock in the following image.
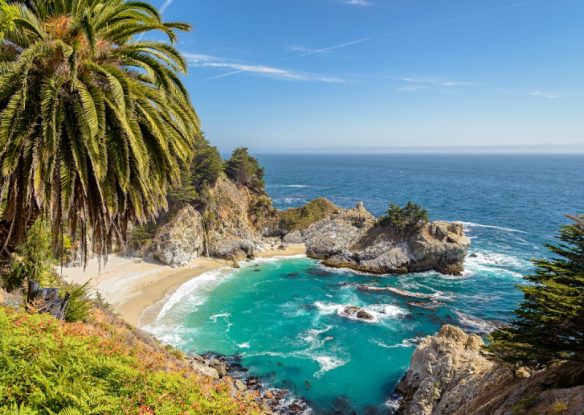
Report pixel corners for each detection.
[342,305,375,321]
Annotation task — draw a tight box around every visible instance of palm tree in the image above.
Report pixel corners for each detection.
[0,0,200,263]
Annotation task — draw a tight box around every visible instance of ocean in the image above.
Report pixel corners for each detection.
[144,154,584,414]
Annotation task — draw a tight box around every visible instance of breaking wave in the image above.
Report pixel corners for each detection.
[314,301,407,323]
[455,311,499,334]
[460,221,526,234]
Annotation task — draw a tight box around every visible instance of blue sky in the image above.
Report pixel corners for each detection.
[156,0,583,152]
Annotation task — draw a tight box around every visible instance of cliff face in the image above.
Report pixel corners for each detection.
[204,176,280,260]
[148,190,469,275]
[149,175,281,265]
[283,201,470,275]
[396,325,584,415]
[151,205,205,267]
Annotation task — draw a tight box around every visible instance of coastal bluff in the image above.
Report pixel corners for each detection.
[395,325,584,415]
[143,177,470,276]
[282,201,470,275]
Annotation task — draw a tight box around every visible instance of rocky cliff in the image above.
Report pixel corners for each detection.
[283,201,470,275]
[396,325,584,415]
[147,188,469,275]
[151,205,205,267]
[149,175,280,266]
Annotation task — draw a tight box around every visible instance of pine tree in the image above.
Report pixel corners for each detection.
[191,138,224,191]
[225,147,265,192]
[489,215,584,366]
[168,136,224,204]
[381,202,429,233]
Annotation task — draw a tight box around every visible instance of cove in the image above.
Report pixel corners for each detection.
[144,246,526,414]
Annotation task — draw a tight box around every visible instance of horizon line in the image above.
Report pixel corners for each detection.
[222,143,584,155]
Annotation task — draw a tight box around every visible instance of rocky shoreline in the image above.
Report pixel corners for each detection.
[188,352,311,414]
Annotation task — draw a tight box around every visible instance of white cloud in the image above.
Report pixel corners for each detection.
[344,0,371,6]
[530,90,560,99]
[183,53,345,83]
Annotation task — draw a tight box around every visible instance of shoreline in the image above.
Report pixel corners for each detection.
[61,244,306,327]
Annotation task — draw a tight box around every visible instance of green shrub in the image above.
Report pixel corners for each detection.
[0,307,263,414]
[380,202,429,233]
[62,283,92,323]
[2,219,57,292]
[128,223,157,252]
[279,198,339,232]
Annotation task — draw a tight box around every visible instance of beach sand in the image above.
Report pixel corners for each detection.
[61,244,306,327]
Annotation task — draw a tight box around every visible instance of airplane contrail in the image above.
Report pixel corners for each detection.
[284,0,544,61]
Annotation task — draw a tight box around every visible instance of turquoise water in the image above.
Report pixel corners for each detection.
[145,155,584,414]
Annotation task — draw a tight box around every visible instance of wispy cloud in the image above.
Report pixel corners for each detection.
[159,0,174,14]
[530,90,560,99]
[289,45,332,54]
[183,53,345,83]
[286,0,544,60]
[395,76,477,92]
[398,77,477,87]
[344,0,371,6]
[397,84,428,92]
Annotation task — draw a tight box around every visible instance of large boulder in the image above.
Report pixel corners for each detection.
[205,176,279,260]
[295,202,469,275]
[396,325,507,415]
[152,205,205,267]
[395,325,584,415]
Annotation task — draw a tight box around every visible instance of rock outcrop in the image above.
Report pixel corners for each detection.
[151,205,205,267]
[342,305,375,321]
[284,201,470,275]
[205,176,279,260]
[396,325,584,415]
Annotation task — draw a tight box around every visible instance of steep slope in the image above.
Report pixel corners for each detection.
[0,301,267,414]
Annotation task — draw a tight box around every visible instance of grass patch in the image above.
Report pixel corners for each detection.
[279,198,339,232]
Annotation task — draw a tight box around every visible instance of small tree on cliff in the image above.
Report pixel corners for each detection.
[168,137,224,204]
[489,215,584,367]
[191,137,224,191]
[381,202,429,233]
[225,148,265,192]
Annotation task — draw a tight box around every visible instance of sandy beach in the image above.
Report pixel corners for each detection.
[61,244,306,327]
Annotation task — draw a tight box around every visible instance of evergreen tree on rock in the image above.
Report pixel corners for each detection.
[490,215,584,367]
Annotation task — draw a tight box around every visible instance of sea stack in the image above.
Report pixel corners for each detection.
[282,201,470,275]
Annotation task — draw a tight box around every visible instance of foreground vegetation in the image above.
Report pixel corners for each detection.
[0,305,262,415]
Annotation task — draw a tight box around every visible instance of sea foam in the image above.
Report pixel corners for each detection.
[314,301,407,323]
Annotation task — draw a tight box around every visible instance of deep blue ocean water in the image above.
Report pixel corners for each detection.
[145,154,584,414]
